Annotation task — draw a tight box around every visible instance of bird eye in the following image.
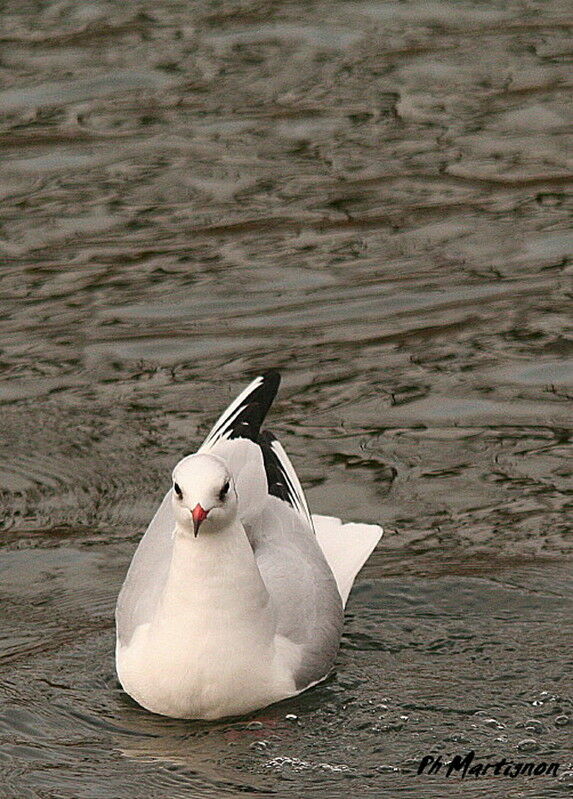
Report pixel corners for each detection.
[219,480,230,501]
[174,482,183,498]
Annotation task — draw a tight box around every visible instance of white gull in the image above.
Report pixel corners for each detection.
[115,371,382,719]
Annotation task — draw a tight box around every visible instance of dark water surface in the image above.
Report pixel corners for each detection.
[1,0,572,796]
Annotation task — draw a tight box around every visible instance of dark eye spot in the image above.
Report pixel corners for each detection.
[174,482,183,498]
[219,480,230,501]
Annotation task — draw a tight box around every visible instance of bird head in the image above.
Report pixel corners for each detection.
[171,453,237,537]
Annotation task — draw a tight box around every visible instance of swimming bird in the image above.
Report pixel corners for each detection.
[115,371,382,720]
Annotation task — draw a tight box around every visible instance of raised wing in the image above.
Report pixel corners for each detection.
[258,430,314,531]
[200,371,281,451]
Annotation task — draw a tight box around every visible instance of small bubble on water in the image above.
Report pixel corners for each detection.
[483,718,505,729]
[285,713,298,722]
[250,740,270,752]
[517,738,539,753]
[554,715,569,726]
[265,756,311,772]
[524,719,543,734]
[376,721,403,732]
[246,721,264,730]
[317,762,353,774]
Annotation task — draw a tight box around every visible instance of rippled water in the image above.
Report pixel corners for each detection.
[1,0,571,796]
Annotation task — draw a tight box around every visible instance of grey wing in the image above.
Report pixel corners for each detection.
[115,489,175,645]
[245,424,343,688]
[251,496,344,690]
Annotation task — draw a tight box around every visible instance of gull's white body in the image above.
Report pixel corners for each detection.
[115,375,382,720]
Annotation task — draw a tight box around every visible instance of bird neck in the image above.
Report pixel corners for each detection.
[159,519,272,622]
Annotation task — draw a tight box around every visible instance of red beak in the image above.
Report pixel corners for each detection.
[191,504,208,537]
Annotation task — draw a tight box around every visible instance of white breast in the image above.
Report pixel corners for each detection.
[117,621,299,719]
[116,522,300,720]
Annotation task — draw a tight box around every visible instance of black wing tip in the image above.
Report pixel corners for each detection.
[250,369,281,415]
[259,370,281,389]
[257,428,312,529]
[257,429,290,505]
[218,371,281,444]
[258,429,277,444]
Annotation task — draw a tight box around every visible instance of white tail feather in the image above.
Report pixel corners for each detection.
[312,514,382,607]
